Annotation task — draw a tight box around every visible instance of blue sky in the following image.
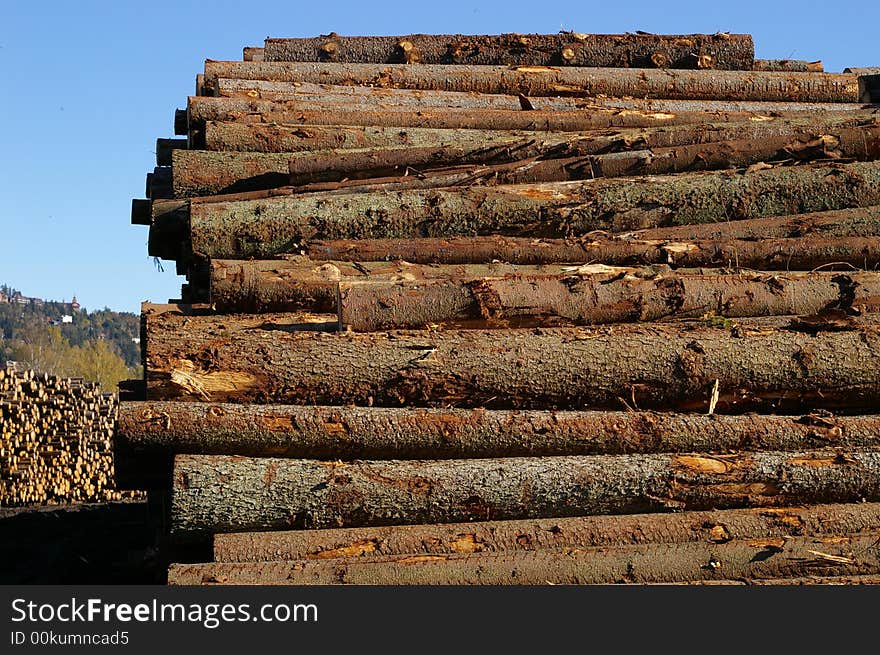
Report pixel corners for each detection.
[1,0,878,313]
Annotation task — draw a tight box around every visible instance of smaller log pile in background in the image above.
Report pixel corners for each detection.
[0,367,139,506]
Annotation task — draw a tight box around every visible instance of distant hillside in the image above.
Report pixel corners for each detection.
[0,285,141,388]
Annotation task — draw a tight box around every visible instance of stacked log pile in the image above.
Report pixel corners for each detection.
[0,367,132,505]
[125,31,880,585]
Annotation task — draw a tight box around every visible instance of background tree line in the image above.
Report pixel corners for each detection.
[0,285,141,390]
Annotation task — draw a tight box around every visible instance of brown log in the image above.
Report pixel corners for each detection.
[168,531,880,584]
[209,258,588,313]
[212,502,880,562]
[202,61,866,102]
[117,400,880,462]
[177,119,880,195]
[337,269,880,331]
[186,96,868,137]
[306,234,880,269]
[144,307,880,412]
[753,59,823,72]
[263,33,755,69]
[170,449,880,535]
[171,161,880,262]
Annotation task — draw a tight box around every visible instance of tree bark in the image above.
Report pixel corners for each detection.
[208,258,584,313]
[167,531,880,584]
[201,61,866,103]
[175,121,880,195]
[242,46,263,62]
[263,33,756,70]
[753,59,823,72]
[174,161,880,261]
[211,502,880,562]
[213,79,869,116]
[306,234,880,269]
[629,205,880,241]
[118,399,880,460]
[337,270,880,331]
[285,124,880,188]
[186,96,860,137]
[144,308,880,412]
[203,113,880,154]
[170,449,880,535]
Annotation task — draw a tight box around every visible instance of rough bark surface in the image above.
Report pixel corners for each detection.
[167,532,880,584]
[307,234,880,269]
[753,59,823,72]
[208,258,588,313]
[178,161,880,261]
[186,96,863,136]
[338,270,880,331]
[212,502,880,562]
[170,449,880,535]
[263,33,756,69]
[145,307,880,412]
[203,114,880,155]
[201,61,864,103]
[118,402,880,460]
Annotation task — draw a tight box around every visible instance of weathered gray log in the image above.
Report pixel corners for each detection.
[212,502,880,562]
[202,61,866,102]
[185,96,866,137]
[117,400,880,462]
[306,234,880,269]
[208,258,582,313]
[167,531,880,584]
[170,449,880,535]
[145,307,880,412]
[156,138,187,167]
[337,269,880,331]
[205,112,880,155]
[172,161,880,262]
[263,33,755,69]
[754,59,823,72]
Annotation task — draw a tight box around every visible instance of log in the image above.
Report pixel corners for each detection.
[214,79,872,116]
[170,449,880,535]
[242,46,263,62]
[156,138,186,167]
[205,112,880,155]
[212,503,880,562]
[285,123,880,188]
[144,308,880,412]
[174,161,880,261]
[186,96,865,136]
[337,269,880,331]
[209,258,589,313]
[263,33,756,69]
[630,205,880,241]
[753,59,823,72]
[118,401,880,461]
[168,532,880,584]
[175,120,880,195]
[202,61,866,103]
[306,234,880,269]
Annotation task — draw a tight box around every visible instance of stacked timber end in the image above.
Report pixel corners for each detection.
[125,30,880,585]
